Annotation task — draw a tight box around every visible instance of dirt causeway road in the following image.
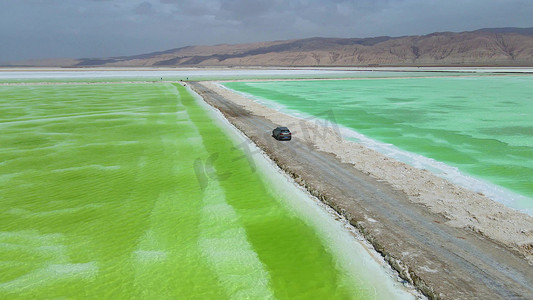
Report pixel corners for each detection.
[189,82,533,300]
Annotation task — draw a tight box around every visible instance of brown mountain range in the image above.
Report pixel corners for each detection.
[11,27,533,67]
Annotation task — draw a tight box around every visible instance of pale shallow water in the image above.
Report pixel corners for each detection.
[0,80,415,298]
[2,67,524,83]
[0,69,346,81]
[224,76,533,215]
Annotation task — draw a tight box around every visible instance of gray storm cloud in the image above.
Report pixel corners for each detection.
[1,0,532,62]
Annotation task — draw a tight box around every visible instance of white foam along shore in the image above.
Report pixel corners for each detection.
[185,83,420,299]
[205,81,533,264]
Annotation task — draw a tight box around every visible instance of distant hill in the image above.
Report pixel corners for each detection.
[7,27,533,67]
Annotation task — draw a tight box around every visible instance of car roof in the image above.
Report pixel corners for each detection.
[276,127,289,130]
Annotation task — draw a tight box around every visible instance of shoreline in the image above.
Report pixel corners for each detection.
[1,66,533,85]
[2,66,533,72]
[187,83,420,298]
[210,81,533,261]
[2,73,533,85]
[191,81,533,299]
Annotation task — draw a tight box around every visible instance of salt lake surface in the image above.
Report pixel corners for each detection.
[224,75,533,214]
[0,77,414,298]
[2,67,523,83]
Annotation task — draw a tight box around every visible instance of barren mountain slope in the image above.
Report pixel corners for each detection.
[6,27,533,67]
[99,29,533,67]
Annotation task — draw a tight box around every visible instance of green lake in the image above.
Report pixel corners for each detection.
[0,83,410,298]
[224,76,533,213]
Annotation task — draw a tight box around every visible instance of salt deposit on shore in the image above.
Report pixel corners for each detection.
[187,84,419,299]
[206,81,533,263]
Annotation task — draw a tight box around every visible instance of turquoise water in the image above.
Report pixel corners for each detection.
[0,82,410,298]
[224,76,533,212]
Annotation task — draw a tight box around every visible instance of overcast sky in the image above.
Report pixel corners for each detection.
[1,0,533,62]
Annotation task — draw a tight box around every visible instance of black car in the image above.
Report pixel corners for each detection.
[272,127,291,140]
